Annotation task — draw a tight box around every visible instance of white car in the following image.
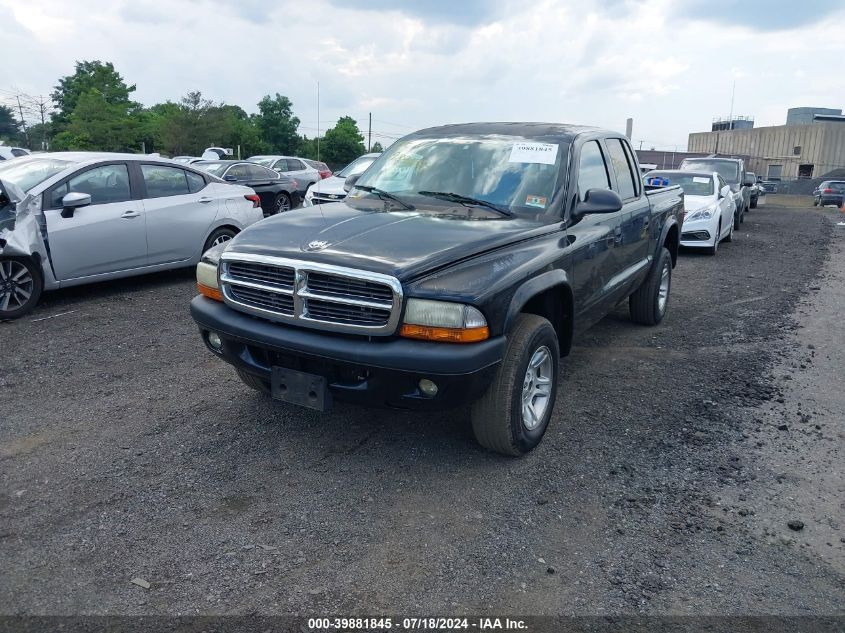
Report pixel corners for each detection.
[0,145,30,161]
[246,155,320,195]
[303,152,381,206]
[0,152,263,319]
[645,169,735,255]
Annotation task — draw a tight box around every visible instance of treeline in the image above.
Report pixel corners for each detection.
[1,61,383,165]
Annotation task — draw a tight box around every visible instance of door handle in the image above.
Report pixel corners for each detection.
[121,210,141,219]
[199,197,213,204]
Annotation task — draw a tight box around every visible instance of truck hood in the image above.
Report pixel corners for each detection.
[226,202,557,281]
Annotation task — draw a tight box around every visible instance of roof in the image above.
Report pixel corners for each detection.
[408,122,605,140]
[15,151,173,165]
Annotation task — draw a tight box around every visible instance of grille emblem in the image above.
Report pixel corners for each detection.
[306,240,330,251]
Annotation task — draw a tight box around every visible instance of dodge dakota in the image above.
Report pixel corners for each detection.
[191,123,683,455]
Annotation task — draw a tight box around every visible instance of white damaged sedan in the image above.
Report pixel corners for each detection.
[645,170,736,256]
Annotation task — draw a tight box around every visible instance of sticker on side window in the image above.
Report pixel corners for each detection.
[692,177,710,184]
[509,142,558,165]
[525,195,547,208]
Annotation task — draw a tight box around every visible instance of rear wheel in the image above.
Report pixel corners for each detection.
[629,247,672,325]
[273,192,291,214]
[471,314,559,456]
[236,369,270,394]
[203,227,237,254]
[0,257,43,320]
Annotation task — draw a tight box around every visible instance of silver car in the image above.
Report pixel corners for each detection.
[245,155,321,195]
[0,152,264,319]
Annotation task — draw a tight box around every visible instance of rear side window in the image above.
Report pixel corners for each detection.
[11,149,28,157]
[142,164,190,198]
[577,141,610,201]
[186,171,206,193]
[51,164,131,207]
[287,159,304,171]
[606,139,637,200]
[227,164,250,180]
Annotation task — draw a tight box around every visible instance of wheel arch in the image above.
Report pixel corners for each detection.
[661,220,680,267]
[504,270,574,357]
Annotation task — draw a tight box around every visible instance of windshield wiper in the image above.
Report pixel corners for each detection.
[416,191,512,217]
[353,185,415,210]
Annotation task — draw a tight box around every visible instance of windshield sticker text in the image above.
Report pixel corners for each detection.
[508,142,558,165]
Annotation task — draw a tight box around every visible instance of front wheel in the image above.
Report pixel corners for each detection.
[724,218,734,243]
[629,247,672,325]
[471,314,559,456]
[0,257,43,320]
[733,208,741,230]
[707,223,720,256]
[750,197,758,209]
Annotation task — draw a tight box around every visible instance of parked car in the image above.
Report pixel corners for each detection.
[245,155,320,195]
[191,123,683,456]
[812,181,845,207]
[0,146,30,161]
[172,156,204,164]
[761,180,778,194]
[680,156,752,224]
[0,152,263,319]
[746,171,761,207]
[193,160,300,215]
[645,170,735,255]
[304,159,332,180]
[303,153,381,206]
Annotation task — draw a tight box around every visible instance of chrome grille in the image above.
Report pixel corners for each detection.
[220,253,402,335]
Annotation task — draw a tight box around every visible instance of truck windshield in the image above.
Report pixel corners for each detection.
[354,136,566,214]
[0,157,73,192]
[682,160,739,183]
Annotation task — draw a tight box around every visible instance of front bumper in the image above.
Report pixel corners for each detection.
[680,220,717,248]
[191,296,505,410]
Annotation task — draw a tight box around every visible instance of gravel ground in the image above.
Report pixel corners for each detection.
[1,201,843,618]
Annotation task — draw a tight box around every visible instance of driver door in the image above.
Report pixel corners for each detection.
[43,163,148,281]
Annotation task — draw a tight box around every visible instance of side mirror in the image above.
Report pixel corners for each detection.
[60,191,92,218]
[343,173,361,193]
[575,189,623,216]
[719,185,731,199]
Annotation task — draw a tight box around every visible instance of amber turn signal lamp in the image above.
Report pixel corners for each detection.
[400,324,489,343]
[197,282,223,302]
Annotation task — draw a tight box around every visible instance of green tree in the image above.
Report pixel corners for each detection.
[370,141,384,153]
[255,93,300,154]
[52,89,142,151]
[0,105,20,140]
[51,61,137,126]
[320,116,366,166]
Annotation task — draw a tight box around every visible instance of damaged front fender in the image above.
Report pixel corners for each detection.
[0,179,56,289]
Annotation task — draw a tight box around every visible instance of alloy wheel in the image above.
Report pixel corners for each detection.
[0,260,34,312]
[521,345,553,431]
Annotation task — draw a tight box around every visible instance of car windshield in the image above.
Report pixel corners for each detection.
[338,155,378,178]
[194,162,229,177]
[354,136,565,214]
[250,158,275,167]
[682,160,739,183]
[0,157,74,192]
[646,172,714,196]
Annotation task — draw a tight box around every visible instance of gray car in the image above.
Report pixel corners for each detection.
[246,155,321,195]
[0,152,264,319]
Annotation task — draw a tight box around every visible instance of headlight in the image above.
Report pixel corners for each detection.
[400,299,489,343]
[685,204,718,222]
[196,244,226,301]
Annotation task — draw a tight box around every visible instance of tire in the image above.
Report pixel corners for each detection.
[739,205,745,224]
[0,257,43,320]
[629,246,672,326]
[470,314,559,456]
[273,192,291,214]
[724,218,734,243]
[203,227,237,254]
[750,196,758,209]
[813,197,819,207]
[708,223,720,256]
[733,208,741,230]
[236,369,270,394]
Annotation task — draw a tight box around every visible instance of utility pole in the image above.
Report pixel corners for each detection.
[368,112,372,152]
[639,140,643,150]
[316,81,320,162]
[728,79,736,130]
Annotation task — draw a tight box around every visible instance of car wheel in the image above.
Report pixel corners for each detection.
[750,196,757,209]
[812,197,818,207]
[203,227,237,253]
[724,219,734,243]
[708,222,720,256]
[470,313,559,456]
[0,257,43,320]
[236,369,270,394]
[733,208,741,230]
[629,246,672,326]
[274,192,291,214]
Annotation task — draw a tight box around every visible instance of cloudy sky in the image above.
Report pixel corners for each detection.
[2,0,843,150]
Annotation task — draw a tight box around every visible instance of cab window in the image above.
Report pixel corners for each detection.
[606,139,637,200]
[577,141,611,202]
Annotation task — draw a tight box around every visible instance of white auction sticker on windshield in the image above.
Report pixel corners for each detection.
[692,177,710,184]
[509,142,558,165]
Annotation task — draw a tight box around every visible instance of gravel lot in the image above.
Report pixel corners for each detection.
[1,201,843,617]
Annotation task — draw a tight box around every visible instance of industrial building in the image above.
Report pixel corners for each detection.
[687,107,845,180]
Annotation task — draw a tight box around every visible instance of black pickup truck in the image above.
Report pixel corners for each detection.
[191,123,683,456]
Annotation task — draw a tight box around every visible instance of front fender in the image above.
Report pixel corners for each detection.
[503,269,570,333]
